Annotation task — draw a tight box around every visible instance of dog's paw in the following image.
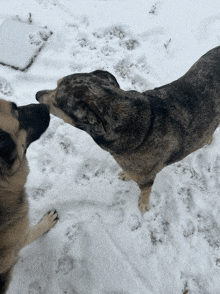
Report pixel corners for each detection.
[40,210,58,233]
[138,199,150,213]
[118,171,130,181]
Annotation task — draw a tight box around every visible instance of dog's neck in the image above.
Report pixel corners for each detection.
[94,95,152,154]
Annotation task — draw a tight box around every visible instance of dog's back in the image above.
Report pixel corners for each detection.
[142,46,220,165]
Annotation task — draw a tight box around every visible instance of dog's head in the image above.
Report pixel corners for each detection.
[36,70,150,153]
[0,99,50,176]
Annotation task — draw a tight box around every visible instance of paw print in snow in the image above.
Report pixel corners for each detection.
[0,77,13,96]
[183,220,195,237]
[128,214,141,231]
[38,154,56,174]
[28,280,42,294]
[120,39,139,51]
[57,255,75,275]
[76,158,107,184]
[32,181,53,200]
[29,29,52,46]
[65,224,81,241]
[59,138,76,154]
[113,190,127,206]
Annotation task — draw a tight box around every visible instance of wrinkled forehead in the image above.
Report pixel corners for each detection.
[57,73,95,86]
[57,71,119,89]
[56,76,105,101]
[55,72,121,108]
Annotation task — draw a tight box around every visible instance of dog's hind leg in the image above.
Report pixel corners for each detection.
[24,210,58,247]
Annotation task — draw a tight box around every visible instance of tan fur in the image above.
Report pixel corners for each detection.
[0,100,58,294]
[57,77,64,86]
[40,91,74,125]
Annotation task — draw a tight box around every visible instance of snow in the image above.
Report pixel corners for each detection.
[0,19,52,71]
[1,0,220,293]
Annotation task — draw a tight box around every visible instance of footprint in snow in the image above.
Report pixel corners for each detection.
[127,214,141,231]
[183,220,195,238]
[0,77,13,96]
[178,187,195,212]
[28,281,42,294]
[57,255,75,275]
[30,181,53,200]
[58,135,77,155]
[75,158,107,184]
[113,190,127,206]
[38,153,56,174]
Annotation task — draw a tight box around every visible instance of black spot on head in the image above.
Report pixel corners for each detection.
[73,86,89,99]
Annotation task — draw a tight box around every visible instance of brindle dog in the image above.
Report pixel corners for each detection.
[36,45,220,213]
[0,100,58,294]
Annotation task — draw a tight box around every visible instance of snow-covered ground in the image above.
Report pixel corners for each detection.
[1,0,220,293]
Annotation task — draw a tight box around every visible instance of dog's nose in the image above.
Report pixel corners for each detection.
[36,90,47,102]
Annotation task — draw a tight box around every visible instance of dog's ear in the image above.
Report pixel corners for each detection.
[0,130,17,166]
[86,101,107,132]
[91,70,120,88]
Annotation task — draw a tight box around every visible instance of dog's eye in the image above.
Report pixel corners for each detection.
[87,113,97,125]
[11,102,18,117]
[88,117,97,124]
[14,109,18,117]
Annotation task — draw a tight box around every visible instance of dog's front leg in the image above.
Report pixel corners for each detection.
[24,210,58,247]
[118,170,131,181]
[117,165,153,212]
[138,185,152,212]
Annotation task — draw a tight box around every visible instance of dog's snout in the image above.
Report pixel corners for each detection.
[36,90,48,102]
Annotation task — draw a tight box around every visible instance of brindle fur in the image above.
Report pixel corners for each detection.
[36,46,220,213]
[0,100,58,294]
